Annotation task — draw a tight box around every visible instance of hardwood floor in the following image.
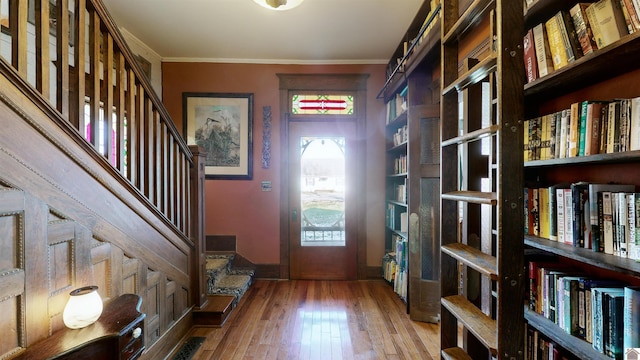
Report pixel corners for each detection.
[181,279,440,359]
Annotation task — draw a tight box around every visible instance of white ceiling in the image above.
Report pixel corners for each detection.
[101,0,424,64]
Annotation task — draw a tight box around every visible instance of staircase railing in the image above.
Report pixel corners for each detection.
[0,0,193,238]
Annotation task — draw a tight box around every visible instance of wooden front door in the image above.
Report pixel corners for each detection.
[288,120,357,280]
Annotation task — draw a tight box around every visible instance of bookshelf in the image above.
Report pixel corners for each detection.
[439,0,525,358]
[523,0,640,358]
[381,0,442,323]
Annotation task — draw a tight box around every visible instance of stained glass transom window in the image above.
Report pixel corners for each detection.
[292,94,354,115]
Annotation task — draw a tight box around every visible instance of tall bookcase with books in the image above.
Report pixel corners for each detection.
[523,0,640,359]
[439,0,525,358]
[381,0,442,322]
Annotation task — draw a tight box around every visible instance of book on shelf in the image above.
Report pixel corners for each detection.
[630,96,640,151]
[545,11,583,71]
[571,181,590,248]
[532,23,555,77]
[605,290,625,358]
[524,28,539,83]
[570,2,599,55]
[624,286,640,352]
[586,0,630,48]
[622,0,640,33]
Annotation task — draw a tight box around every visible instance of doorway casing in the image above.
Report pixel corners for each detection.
[278,74,369,279]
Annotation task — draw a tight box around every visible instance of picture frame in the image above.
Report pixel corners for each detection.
[183,92,253,180]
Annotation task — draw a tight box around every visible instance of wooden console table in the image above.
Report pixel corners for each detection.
[15,293,146,360]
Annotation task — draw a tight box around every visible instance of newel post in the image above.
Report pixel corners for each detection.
[189,145,207,308]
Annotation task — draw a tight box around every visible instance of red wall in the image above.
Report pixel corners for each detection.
[162,62,387,268]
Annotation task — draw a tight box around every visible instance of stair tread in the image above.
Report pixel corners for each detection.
[194,295,235,313]
[206,258,230,272]
[441,347,473,360]
[441,295,497,355]
[216,274,252,289]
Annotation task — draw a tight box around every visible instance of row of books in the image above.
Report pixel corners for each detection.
[382,235,408,300]
[524,182,640,259]
[385,86,407,124]
[524,97,640,161]
[524,0,637,83]
[392,154,407,175]
[386,0,441,81]
[528,260,640,359]
[392,124,408,147]
[386,204,408,233]
[525,324,578,360]
[393,180,407,204]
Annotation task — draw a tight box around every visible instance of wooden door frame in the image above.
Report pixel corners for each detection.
[278,73,369,280]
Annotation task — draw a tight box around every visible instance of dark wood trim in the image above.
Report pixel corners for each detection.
[254,264,281,279]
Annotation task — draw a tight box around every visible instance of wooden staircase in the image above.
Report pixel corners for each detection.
[193,253,255,327]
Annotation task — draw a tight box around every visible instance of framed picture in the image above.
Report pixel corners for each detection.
[183,92,253,180]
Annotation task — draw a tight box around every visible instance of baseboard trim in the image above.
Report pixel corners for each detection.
[140,305,193,360]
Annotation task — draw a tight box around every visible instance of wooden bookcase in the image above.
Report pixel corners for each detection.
[380,0,442,322]
[439,0,525,358]
[523,0,640,359]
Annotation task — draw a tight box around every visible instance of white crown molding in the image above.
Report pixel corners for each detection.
[161,57,388,65]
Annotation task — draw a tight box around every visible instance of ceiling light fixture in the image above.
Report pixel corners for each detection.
[252,0,304,11]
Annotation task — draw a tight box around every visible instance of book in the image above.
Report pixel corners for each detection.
[605,290,625,358]
[624,286,640,352]
[539,187,550,239]
[545,12,580,70]
[628,193,639,260]
[569,102,582,157]
[603,191,616,254]
[559,108,570,158]
[585,101,605,156]
[564,188,575,246]
[571,181,590,248]
[620,0,638,33]
[570,2,599,55]
[562,276,583,335]
[630,96,640,150]
[557,187,566,244]
[600,102,610,154]
[586,0,630,48]
[533,23,555,77]
[579,100,589,156]
[524,28,538,83]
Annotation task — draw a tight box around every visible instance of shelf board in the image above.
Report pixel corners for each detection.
[525,235,640,278]
[441,295,497,356]
[524,150,640,167]
[442,243,498,280]
[442,190,497,205]
[387,227,408,238]
[387,141,407,154]
[441,347,473,360]
[524,31,640,101]
[387,110,408,128]
[442,0,494,45]
[387,200,407,207]
[524,306,610,360]
[442,55,497,95]
[441,124,499,147]
[387,172,408,178]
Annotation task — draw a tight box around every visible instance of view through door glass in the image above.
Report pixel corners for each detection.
[300,136,346,247]
[289,121,357,280]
